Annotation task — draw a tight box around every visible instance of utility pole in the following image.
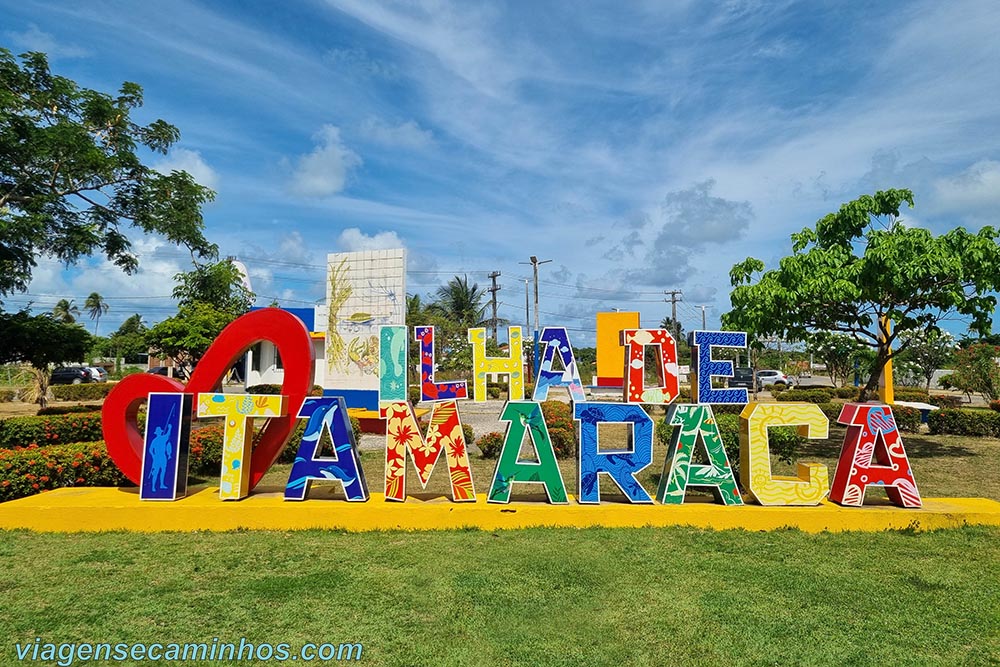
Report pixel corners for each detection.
[488,270,502,343]
[524,279,530,331]
[521,256,552,378]
[701,305,707,330]
[664,289,683,340]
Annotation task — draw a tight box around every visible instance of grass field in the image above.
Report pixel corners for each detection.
[2,527,998,666]
[2,418,999,665]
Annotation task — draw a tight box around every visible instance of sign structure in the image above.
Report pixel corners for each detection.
[325,249,406,409]
[85,306,939,523]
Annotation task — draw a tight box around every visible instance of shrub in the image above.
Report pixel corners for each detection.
[110,366,145,381]
[893,406,921,433]
[816,402,845,423]
[0,389,13,403]
[894,388,930,403]
[656,411,803,480]
[0,412,103,449]
[990,400,1000,413]
[540,400,576,459]
[523,382,535,400]
[929,394,963,409]
[712,404,744,415]
[36,404,103,416]
[50,384,114,401]
[477,431,505,459]
[928,408,1000,437]
[0,441,129,502]
[836,386,861,400]
[310,384,325,396]
[487,385,502,399]
[775,389,835,404]
[408,386,422,405]
[769,382,788,394]
[462,422,475,446]
[246,384,282,395]
[188,425,225,475]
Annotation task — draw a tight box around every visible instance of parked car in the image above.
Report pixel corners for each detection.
[756,370,795,391]
[147,366,189,380]
[87,367,108,382]
[728,367,754,389]
[50,366,94,385]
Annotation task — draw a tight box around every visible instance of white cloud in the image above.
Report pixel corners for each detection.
[933,160,1000,215]
[359,117,434,150]
[5,24,89,58]
[337,228,404,251]
[289,125,362,197]
[153,148,219,189]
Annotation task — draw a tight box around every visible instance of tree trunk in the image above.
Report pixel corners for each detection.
[858,345,890,402]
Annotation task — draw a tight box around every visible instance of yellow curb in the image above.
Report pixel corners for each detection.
[2,488,999,533]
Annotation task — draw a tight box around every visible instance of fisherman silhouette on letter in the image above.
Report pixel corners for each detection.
[148,413,174,492]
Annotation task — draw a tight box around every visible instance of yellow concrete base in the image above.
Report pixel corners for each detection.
[2,488,999,533]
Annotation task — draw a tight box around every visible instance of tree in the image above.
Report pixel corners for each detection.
[940,344,1000,402]
[52,298,79,323]
[429,275,488,329]
[0,310,90,407]
[145,302,233,372]
[0,49,216,296]
[806,331,863,387]
[105,313,148,365]
[896,328,955,391]
[172,259,254,318]
[84,292,109,335]
[724,189,1000,400]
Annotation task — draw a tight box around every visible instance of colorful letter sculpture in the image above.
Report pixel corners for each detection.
[378,326,408,403]
[739,403,829,506]
[656,405,742,505]
[469,326,524,402]
[532,327,586,402]
[574,403,653,503]
[830,403,922,507]
[621,329,679,404]
[197,393,285,500]
[381,400,475,502]
[415,326,468,401]
[140,393,192,501]
[595,311,639,387]
[488,402,568,504]
[689,330,749,404]
[285,397,368,502]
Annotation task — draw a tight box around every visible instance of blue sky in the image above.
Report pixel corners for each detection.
[4,0,1000,343]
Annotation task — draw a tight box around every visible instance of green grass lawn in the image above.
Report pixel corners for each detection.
[1,527,998,666]
[2,426,999,665]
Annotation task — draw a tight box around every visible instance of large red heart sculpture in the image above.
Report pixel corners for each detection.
[103,309,315,490]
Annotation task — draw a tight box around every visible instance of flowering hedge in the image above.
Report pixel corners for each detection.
[928,408,1000,437]
[0,412,103,449]
[50,384,114,401]
[0,441,128,502]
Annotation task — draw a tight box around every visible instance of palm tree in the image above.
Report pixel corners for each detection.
[429,275,488,328]
[85,292,109,335]
[52,298,80,324]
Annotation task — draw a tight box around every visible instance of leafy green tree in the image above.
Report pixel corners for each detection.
[806,331,863,387]
[724,189,1000,400]
[172,259,254,317]
[896,328,955,391]
[0,310,91,407]
[0,49,217,296]
[940,344,1000,401]
[105,313,148,365]
[84,292,109,335]
[145,302,233,373]
[52,298,79,323]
